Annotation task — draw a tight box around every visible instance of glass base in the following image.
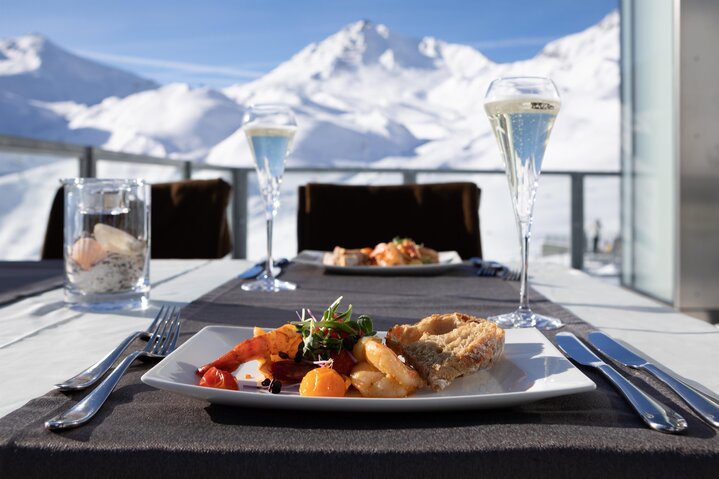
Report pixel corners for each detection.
[65,288,149,312]
[241,274,297,292]
[489,308,564,331]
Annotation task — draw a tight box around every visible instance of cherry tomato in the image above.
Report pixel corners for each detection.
[299,367,346,397]
[199,366,239,390]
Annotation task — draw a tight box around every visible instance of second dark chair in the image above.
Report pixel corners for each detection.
[297,182,482,259]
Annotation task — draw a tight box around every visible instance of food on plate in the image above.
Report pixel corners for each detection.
[197,323,301,376]
[351,336,381,362]
[326,247,373,267]
[324,237,439,267]
[349,362,411,398]
[299,367,348,397]
[196,297,377,397]
[292,298,375,363]
[199,366,239,390]
[266,360,317,384]
[361,340,424,389]
[385,312,505,391]
[195,298,504,399]
[349,339,425,398]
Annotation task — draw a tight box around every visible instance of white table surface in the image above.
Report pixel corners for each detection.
[1,259,717,419]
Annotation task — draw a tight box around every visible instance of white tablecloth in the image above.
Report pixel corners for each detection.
[0,259,250,418]
[1,259,717,419]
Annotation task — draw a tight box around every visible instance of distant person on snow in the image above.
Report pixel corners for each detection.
[591,219,602,253]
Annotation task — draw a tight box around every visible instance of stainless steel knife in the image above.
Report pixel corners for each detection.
[588,331,719,428]
[555,332,688,434]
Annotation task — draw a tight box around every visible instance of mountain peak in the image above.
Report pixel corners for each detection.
[537,9,619,61]
[343,19,384,34]
[352,19,376,30]
[0,33,157,104]
[1,33,48,48]
[331,19,403,62]
[0,33,66,63]
[0,34,51,74]
[257,20,444,84]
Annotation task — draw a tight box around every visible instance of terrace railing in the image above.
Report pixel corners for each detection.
[0,134,619,270]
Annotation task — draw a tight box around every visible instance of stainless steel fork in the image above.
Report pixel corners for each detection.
[45,308,181,430]
[55,306,176,391]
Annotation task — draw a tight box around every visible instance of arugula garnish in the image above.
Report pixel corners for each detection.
[292,296,376,361]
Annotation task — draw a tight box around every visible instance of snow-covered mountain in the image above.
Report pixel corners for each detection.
[0,12,618,169]
[219,12,619,171]
[0,34,156,104]
[0,34,159,143]
[0,12,620,260]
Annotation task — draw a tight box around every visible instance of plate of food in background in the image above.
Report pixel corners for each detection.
[294,237,463,275]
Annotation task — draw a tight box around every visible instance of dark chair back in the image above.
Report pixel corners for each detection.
[297,182,482,259]
[42,178,233,259]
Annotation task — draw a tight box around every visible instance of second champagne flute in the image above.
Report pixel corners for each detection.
[484,77,563,330]
[242,104,297,292]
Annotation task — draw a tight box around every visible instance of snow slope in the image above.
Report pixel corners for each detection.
[68,84,244,158]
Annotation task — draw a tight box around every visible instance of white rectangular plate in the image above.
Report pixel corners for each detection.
[142,326,595,411]
[294,250,463,275]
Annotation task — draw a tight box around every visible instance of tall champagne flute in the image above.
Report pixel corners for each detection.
[484,77,563,330]
[241,104,297,292]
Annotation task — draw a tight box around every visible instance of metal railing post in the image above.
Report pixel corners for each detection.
[181,161,192,180]
[570,173,585,270]
[79,146,96,177]
[231,169,249,259]
[402,171,417,184]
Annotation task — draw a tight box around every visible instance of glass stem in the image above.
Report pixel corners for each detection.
[265,217,274,280]
[518,221,531,311]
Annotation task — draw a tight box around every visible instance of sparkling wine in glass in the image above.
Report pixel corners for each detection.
[242,104,297,292]
[484,77,563,330]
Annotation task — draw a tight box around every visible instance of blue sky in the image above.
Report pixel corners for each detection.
[1,0,617,88]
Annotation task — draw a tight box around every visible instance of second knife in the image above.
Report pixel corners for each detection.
[588,331,719,428]
[555,332,687,434]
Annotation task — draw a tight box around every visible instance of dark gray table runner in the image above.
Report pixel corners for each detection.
[1,263,717,479]
[0,261,64,306]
